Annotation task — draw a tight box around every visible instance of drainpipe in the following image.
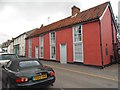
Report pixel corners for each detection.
[99,21,104,68]
[111,14,116,64]
[111,20,115,63]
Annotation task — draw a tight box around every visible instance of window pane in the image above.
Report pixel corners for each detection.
[74,25,82,42]
[74,43,82,60]
[40,47,43,57]
[40,36,43,46]
[19,61,40,68]
[51,32,55,44]
[28,39,32,58]
[51,46,56,59]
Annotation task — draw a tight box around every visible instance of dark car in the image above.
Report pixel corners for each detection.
[2,58,55,89]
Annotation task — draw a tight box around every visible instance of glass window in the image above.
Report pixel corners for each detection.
[19,61,40,68]
[40,47,44,58]
[40,36,44,46]
[74,43,82,60]
[74,25,82,42]
[50,32,56,59]
[50,32,55,44]
[40,35,44,58]
[51,46,56,59]
[28,39,32,58]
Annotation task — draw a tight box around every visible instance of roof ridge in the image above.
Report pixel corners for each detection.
[77,1,109,15]
[39,1,109,29]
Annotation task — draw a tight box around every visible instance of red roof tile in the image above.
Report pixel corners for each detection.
[27,2,109,39]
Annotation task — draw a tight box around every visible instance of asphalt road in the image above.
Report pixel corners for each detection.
[0,61,119,89]
[41,61,118,88]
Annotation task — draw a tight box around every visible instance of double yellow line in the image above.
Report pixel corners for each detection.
[45,64,118,82]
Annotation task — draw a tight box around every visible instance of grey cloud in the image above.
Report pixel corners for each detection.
[0,1,81,21]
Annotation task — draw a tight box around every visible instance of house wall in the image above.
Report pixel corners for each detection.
[100,7,114,65]
[14,34,26,56]
[26,39,29,58]
[83,21,102,66]
[44,33,50,60]
[31,37,39,58]
[56,28,73,62]
[8,42,14,54]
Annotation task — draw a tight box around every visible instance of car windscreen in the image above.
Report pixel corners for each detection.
[19,60,41,68]
[0,54,17,60]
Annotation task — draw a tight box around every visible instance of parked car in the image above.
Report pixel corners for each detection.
[2,58,55,89]
[0,53,18,65]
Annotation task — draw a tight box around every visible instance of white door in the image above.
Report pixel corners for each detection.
[35,46,39,59]
[60,44,67,64]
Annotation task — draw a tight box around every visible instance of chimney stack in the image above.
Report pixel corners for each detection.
[40,24,44,28]
[71,6,80,16]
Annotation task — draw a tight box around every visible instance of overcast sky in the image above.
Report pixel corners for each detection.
[0,0,119,44]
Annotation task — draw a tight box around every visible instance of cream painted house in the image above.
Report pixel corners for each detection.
[12,29,36,57]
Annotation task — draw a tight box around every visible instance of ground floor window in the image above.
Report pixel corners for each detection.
[50,45,56,59]
[28,39,32,58]
[40,47,44,58]
[74,43,82,60]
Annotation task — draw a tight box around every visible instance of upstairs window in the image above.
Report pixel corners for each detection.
[28,39,32,58]
[50,32,56,59]
[40,35,44,46]
[40,35,44,58]
[74,25,82,42]
[50,32,56,45]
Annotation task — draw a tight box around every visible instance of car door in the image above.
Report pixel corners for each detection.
[2,61,15,85]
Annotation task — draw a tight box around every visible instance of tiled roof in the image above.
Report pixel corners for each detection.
[27,2,109,39]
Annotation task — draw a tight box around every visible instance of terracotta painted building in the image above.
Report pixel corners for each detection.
[26,2,117,67]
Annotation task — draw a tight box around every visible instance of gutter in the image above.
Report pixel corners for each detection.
[26,18,99,40]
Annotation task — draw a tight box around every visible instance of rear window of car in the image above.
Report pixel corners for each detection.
[19,60,41,68]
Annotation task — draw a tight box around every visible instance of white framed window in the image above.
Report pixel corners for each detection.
[73,25,82,42]
[51,46,56,59]
[73,25,83,62]
[50,32,56,45]
[28,39,32,58]
[74,43,82,60]
[39,35,44,58]
[50,32,56,59]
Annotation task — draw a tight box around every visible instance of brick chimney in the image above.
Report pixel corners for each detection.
[71,6,80,16]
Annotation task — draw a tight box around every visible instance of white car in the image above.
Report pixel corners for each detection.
[0,53,18,65]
